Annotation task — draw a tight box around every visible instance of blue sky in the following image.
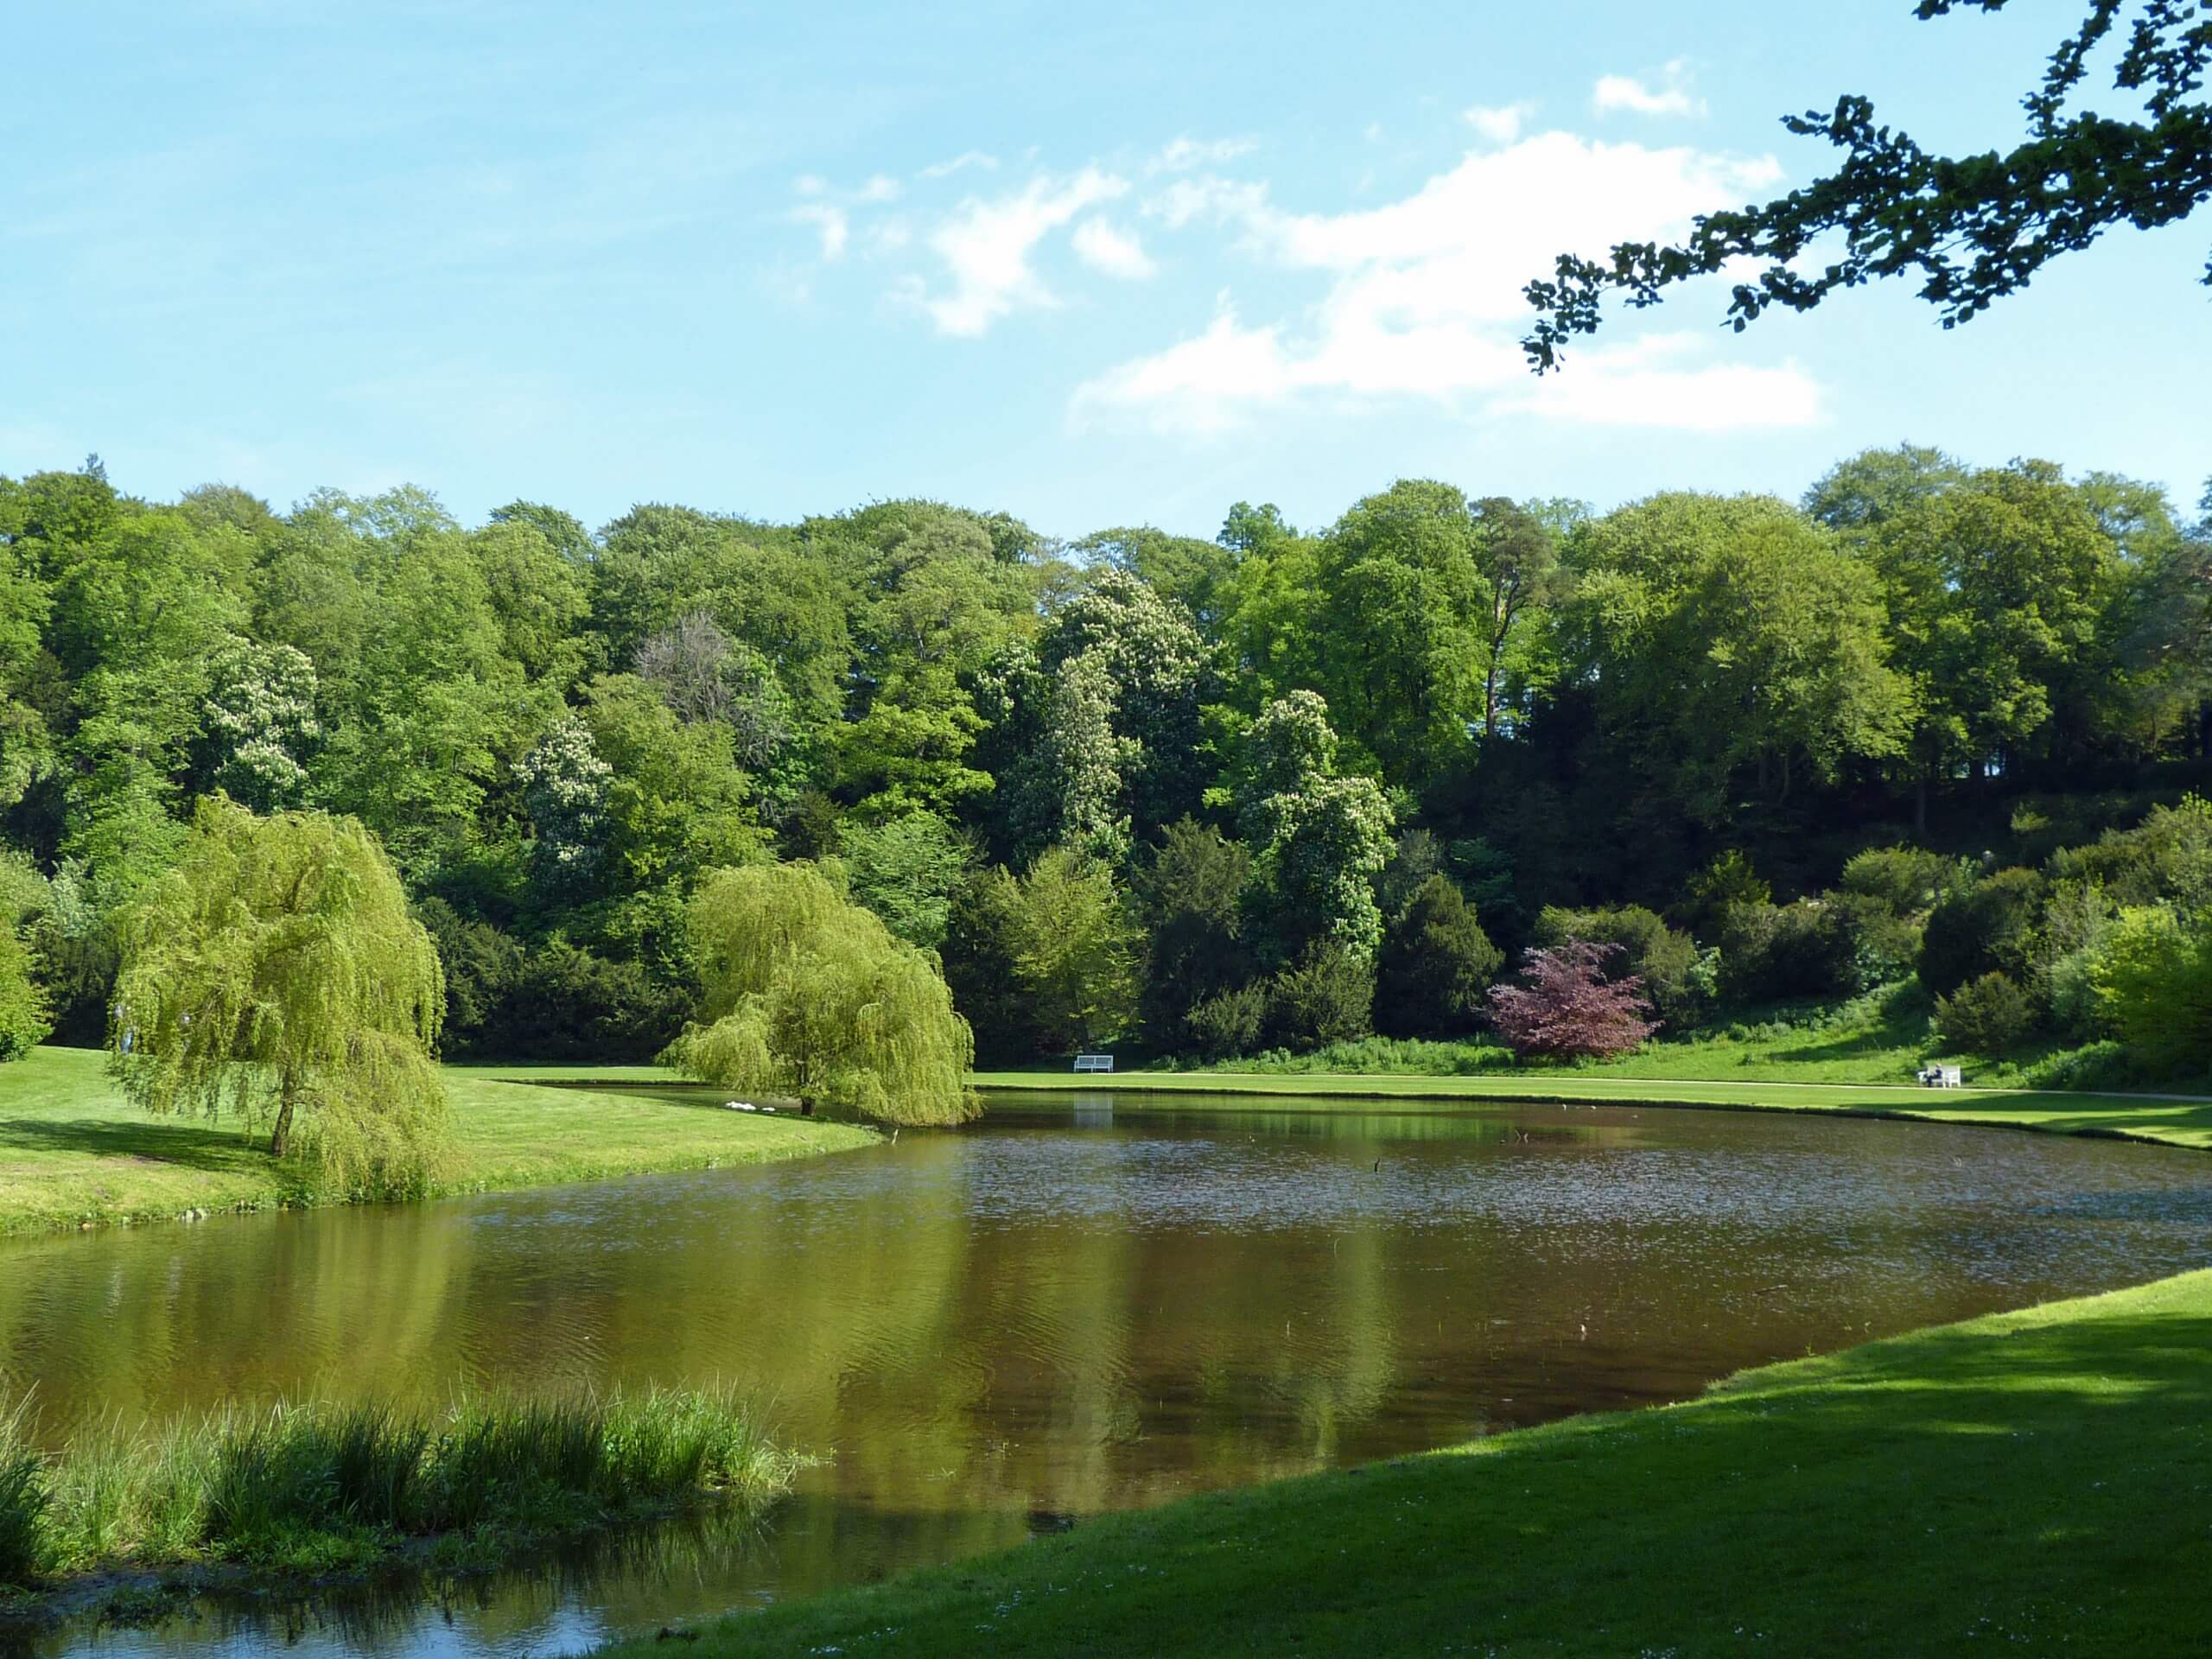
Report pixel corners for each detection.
[5,1,2208,540]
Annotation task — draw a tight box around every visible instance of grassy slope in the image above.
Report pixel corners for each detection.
[0,1047,874,1236]
[977,1068,2212,1150]
[1101,983,2183,1094]
[1510,985,2104,1090]
[612,1269,2212,1658]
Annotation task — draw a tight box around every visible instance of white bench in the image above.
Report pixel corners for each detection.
[1072,1053,1115,1074]
[1916,1065,1962,1089]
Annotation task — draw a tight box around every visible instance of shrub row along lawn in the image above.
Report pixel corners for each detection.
[0,1046,876,1236]
[975,1067,2212,1150]
[607,1269,2212,1658]
[0,1387,794,1595]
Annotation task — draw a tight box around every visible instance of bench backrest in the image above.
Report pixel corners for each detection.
[1072,1053,1114,1073]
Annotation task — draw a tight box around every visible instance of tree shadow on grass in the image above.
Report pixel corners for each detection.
[1706,1310,2212,1407]
[0,1113,275,1176]
[1942,1098,2212,1141]
[478,1079,729,1114]
[1262,1303,2212,1650]
[1769,985,1936,1070]
[1389,1306,2212,1626]
[542,1083,825,1121]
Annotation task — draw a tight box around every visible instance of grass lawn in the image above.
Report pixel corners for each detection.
[0,1046,874,1237]
[976,1067,2212,1151]
[610,1268,2212,1658]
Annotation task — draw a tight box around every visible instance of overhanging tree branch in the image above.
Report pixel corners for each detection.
[1523,0,2212,372]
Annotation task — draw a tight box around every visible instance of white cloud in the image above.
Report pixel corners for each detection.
[1076,131,1812,435]
[787,173,902,260]
[1463,102,1534,145]
[1071,217,1156,280]
[913,168,1129,335]
[1144,175,1274,236]
[792,201,848,259]
[1497,332,1821,429]
[1592,60,1707,118]
[1071,306,1293,435]
[919,150,999,179]
[1151,136,1256,174]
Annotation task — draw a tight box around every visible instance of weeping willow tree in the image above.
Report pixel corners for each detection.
[111,798,449,1191]
[664,861,979,1126]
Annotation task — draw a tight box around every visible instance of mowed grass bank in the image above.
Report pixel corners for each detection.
[0,1047,874,1236]
[610,1269,2212,1658]
[976,1067,2212,1150]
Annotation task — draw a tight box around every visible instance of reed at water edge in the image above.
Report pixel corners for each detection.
[0,1385,796,1590]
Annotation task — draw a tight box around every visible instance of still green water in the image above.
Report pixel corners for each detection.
[6,1090,2211,1658]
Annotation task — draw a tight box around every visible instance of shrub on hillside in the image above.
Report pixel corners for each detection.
[1374,829,1451,918]
[415,898,526,1058]
[1184,982,1269,1060]
[1535,904,1703,1026]
[2029,880,2120,1042]
[1919,868,2044,996]
[1826,889,1923,990]
[2037,945,2111,1043]
[1716,899,1859,1004]
[1137,818,1254,1048]
[1263,944,1376,1052]
[1837,846,1958,917]
[24,860,119,1048]
[503,940,689,1061]
[0,854,54,1060]
[941,868,1039,1062]
[1932,971,2037,1054]
[1679,849,1770,938]
[1376,876,1502,1038]
[1486,941,1657,1061]
[2019,1039,2133,1092]
[1446,836,1523,941]
[0,928,49,1062]
[2094,906,2212,1078]
[2047,794,2212,912]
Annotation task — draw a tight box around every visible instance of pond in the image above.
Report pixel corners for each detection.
[7,1089,2212,1658]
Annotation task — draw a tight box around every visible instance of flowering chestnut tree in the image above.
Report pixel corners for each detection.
[1486,939,1658,1061]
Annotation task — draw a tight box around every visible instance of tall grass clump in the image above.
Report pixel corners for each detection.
[418,1387,786,1533]
[602,1386,789,1498]
[0,1388,794,1589]
[0,1399,49,1588]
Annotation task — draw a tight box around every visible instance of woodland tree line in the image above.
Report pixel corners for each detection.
[0,447,2209,1078]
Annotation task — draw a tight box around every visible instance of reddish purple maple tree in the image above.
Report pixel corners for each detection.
[1486,940,1658,1061]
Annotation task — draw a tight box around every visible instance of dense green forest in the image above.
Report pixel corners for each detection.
[1,449,2208,1081]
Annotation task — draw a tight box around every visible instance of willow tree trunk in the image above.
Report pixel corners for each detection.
[270,1071,299,1157]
